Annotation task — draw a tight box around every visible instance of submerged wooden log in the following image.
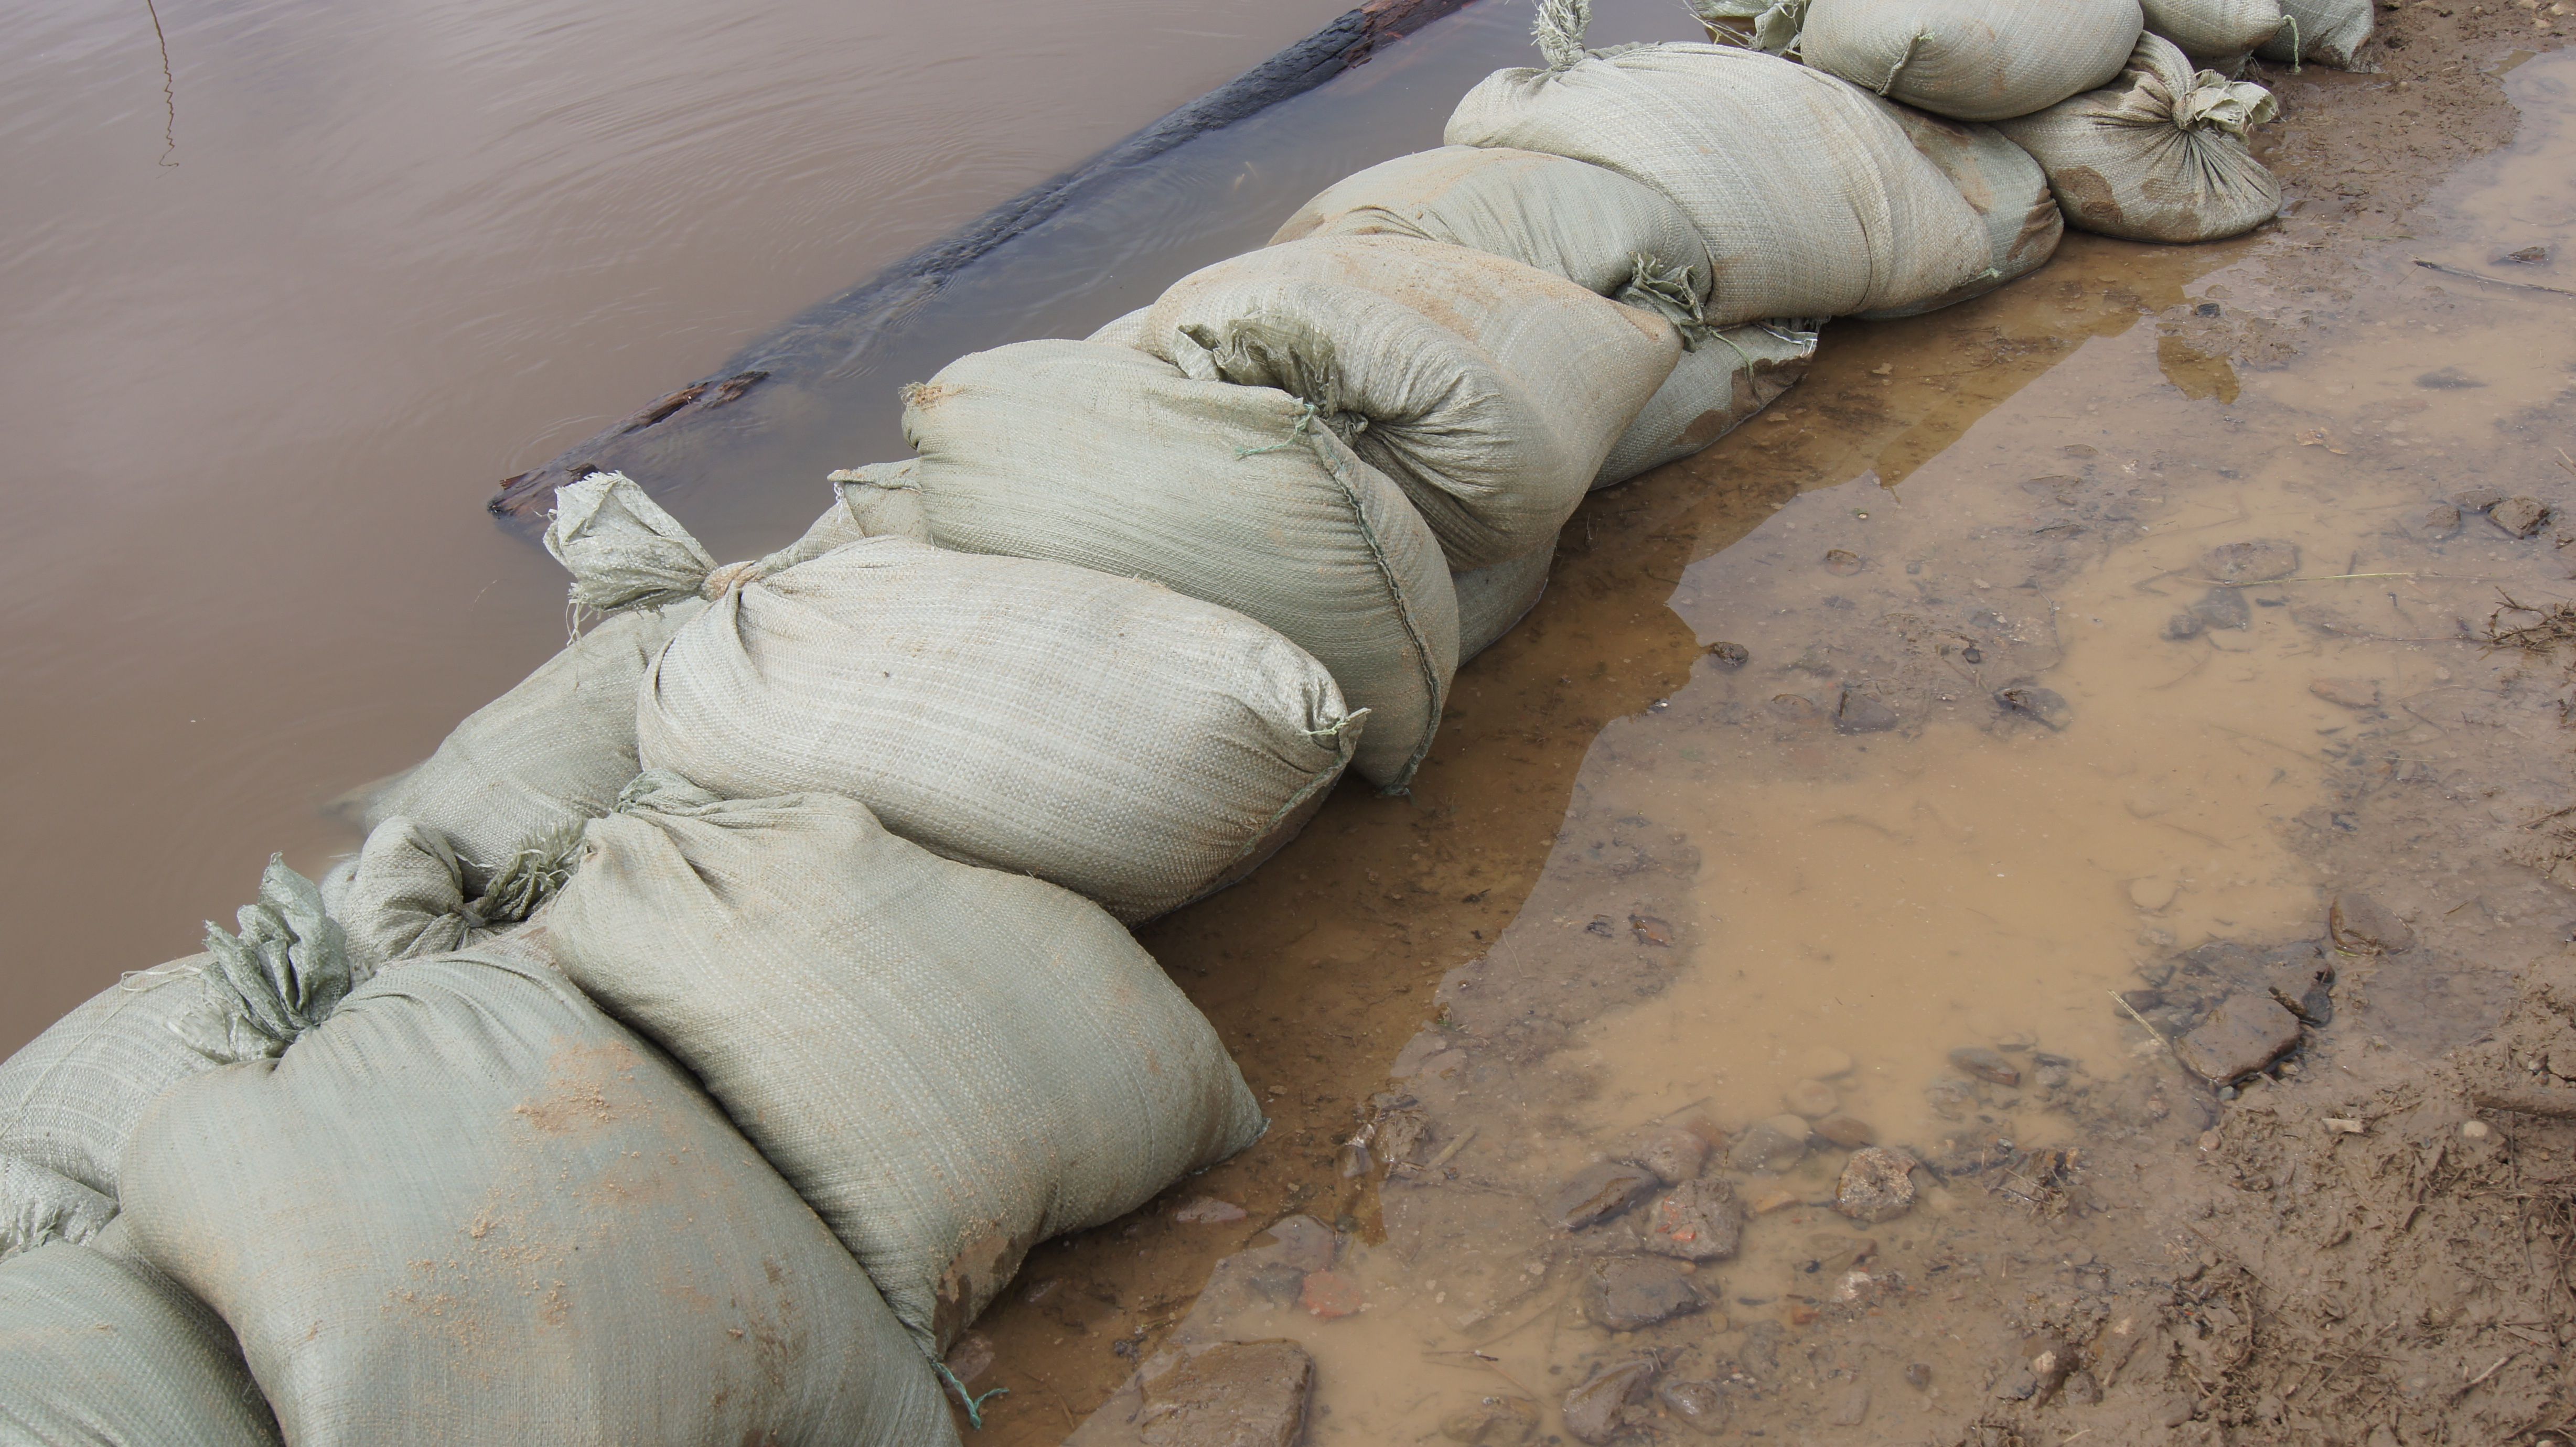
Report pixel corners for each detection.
[488,0,1478,521]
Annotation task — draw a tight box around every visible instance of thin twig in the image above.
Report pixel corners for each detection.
[2417,258,2576,299]
[2188,571,2419,588]
[2112,990,2169,1048]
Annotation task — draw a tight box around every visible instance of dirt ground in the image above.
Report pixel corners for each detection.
[956,6,2576,1443]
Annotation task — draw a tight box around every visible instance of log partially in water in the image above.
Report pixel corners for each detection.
[488,0,1478,521]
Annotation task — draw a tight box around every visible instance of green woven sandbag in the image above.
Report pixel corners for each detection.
[1454,534,1555,664]
[118,946,956,1447]
[1994,35,2280,244]
[1794,0,2143,123]
[2140,0,2285,63]
[0,1222,280,1446]
[901,339,1456,789]
[2258,0,2370,68]
[1854,95,2064,320]
[549,773,1265,1352]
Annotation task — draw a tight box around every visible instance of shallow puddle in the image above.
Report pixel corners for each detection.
[1046,41,2576,1447]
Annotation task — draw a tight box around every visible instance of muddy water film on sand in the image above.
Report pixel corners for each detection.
[950,15,2576,1447]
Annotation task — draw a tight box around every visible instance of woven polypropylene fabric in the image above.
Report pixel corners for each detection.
[359,600,705,886]
[1085,307,1154,349]
[2142,0,2285,60]
[0,1230,280,1445]
[2257,0,2370,67]
[0,1154,113,1261]
[1136,234,1679,573]
[1446,45,1993,323]
[334,818,486,971]
[549,778,1265,1353]
[1800,0,2143,123]
[1995,35,2281,244]
[1271,146,1712,300]
[1856,96,2064,319]
[1454,535,1555,663]
[1596,323,1819,487]
[904,340,1456,790]
[119,948,956,1447]
[0,960,222,1221]
[636,535,1357,922]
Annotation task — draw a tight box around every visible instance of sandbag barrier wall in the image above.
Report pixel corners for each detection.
[0,0,2346,1438]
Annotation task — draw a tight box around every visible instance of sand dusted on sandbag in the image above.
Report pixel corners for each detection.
[1858,95,2065,319]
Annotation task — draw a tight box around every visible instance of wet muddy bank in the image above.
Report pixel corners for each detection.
[940,3,2576,1441]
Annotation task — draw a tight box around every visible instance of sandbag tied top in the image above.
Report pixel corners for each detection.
[1135,233,1681,573]
[2257,0,2370,68]
[1269,146,1714,303]
[0,1225,282,1446]
[546,470,871,618]
[550,775,1266,1352]
[0,859,350,1259]
[636,535,1360,922]
[1854,96,2064,319]
[119,947,958,1447]
[1445,44,1994,325]
[903,340,1458,790]
[1798,0,2144,123]
[1995,34,2281,244]
[334,814,573,973]
[2140,0,2286,63]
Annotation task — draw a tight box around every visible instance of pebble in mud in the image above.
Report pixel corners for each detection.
[2490,496,2552,538]
[1783,1079,1840,1118]
[1134,1340,1315,1447]
[1705,641,1750,670]
[1628,1125,1709,1185]
[1726,1115,1811,1173]
[1643,1178,1745,1261]
[1797,1045,1855,1078]
[1950,1046,2021,1086]
[2330,892,2415,955]
[2128,876,2179,914]
[1822,547,1865,575]
[1580,1256,1704,1331]
[1834,687,1899,735]
[1995,683,2073,731]
[1835,1147,1918,1223]
[2411,501,2463,541]
[2309,677,2382,709]
[2163,610,2205,641]
[1560,1358,1656,1445]
[1655,1378,1729,1435]
[2197,539,2301,583]
[2191,587,2252,631]
[1826,1386,1871,1426]
[1437,1396,1538,1445]
[1814,1113,1877,1148]
[2173,992,2304,1085]
[1549,1162,1659,1231]
[1924,1078,1976,1121]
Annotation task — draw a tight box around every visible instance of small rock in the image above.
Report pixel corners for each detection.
[1549,1162,1659,1231]
[1642,1178,1745,1261]
[1994,1366,2040,1400]
[1823,548,1865,575]
[1175,1196,1248,1224]
[1783,1079,1840,1118]
[1581,1256,1704,1331]
[2163,610,2205,641]
[1630,914,1673,946]
[1561,1358,1657,1445]
[2064,1369,2102,1406]
[2504,245,2551,263]
[944,1331,996,1385]
[2461,1120,2492,1141]
[2192,587,2251,631]
[1826,1386,1871,1426]
[2492,496,2552,538]
[1802,1233,1877,1275]
[2162,1394,2199,1427]
[2322,1116,2365,1134]
[1438,1396,1538,1445]
[2173,993,2304,1085]
[2198,539,2301,583]
[1629,1125,1709,1185]
[1298,1270,1364,1319]
[1136,1340,1315,1447]
[1836,687,1899,734]
[1996,683,2073,731]
[2128,877,2178,913]
[1905,1363,1933,1391]
[1705,641,1749,669]
[1655,1378,1729,1436]
[2309,677,2381,710]
[1836,1147,1918,1223]
[1748,1188,1802,1214]
[2416,366,2487,390]
[1924,1078,1976,1120]
[1950,1046,2021,1086]
[1813,1113,1877,1148]
[2454,488,2507,513]
[1796,1045,1856,1078]
[2411,501,2463,540]
[1769,693,1828,726]
[1727,1115,1811,1173]
[2329,892,2414,954]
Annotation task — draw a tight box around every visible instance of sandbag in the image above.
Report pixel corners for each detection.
[1086,306,1155,348]
[902,339,1457,789]
[119,946,955,1447]
[0,1222,281,1446]
[1596,321,1820,487]
[1995,34,2280,244]
[2140,0,2285,63]
[636,532,1360,922]
[1456,535,1555,663]
[332,815,570,974]
[1797,0,2143,123]
[2258,0,2370,67]
[0,860,349,1259]
[548,774,1265,1351]
[1134,233,1679,571]
[1857,98,2064,319]
[1445,33,1993,323]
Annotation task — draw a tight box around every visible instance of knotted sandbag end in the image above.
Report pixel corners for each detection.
[186,857,353,1061]
[543,471,721,618]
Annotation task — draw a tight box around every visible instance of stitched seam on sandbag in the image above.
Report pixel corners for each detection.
[1299,426,1447,789]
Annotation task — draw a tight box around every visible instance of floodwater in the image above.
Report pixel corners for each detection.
[0,0,1366,1051]
[1033,40,2576,1447]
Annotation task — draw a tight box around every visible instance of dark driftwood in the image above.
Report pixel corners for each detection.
[488,0,1479,520]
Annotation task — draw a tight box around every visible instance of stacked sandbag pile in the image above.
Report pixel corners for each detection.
[1,0,2309,1434]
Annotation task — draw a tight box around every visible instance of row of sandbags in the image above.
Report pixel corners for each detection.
[0,4,2319,1442]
